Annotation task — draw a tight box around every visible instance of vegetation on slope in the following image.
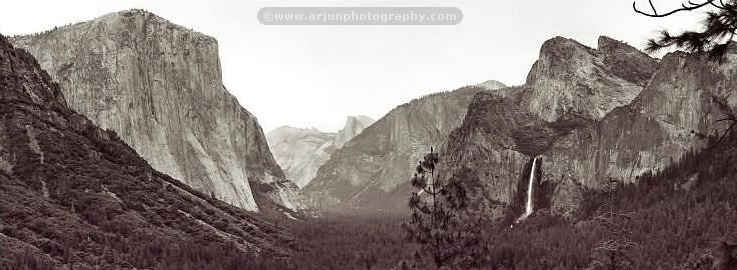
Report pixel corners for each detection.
[241,132,737,269]
[0,33,297,270]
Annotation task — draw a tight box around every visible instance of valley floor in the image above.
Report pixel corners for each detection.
[250,135,737,270]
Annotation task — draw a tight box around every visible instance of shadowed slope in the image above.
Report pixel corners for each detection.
[0,33,297,269]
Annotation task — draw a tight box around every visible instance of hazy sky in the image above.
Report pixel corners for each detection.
[0,0,705,132]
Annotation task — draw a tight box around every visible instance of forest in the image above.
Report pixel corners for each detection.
[175,133,736,270]
[4,120,734,270]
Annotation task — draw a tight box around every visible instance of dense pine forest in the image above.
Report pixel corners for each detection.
[209,134,737,270]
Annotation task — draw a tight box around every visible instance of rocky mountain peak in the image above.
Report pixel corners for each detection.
[335,115,375,148]
[539,36,591,54]
[542,44,737,193]
[1,33,297,267]
[268,126,334,143]
[597,35,659,85]
[443,34,736,220]
[476,79,507,90]
[439,35,659,210]
[305,83,506,213]
[523,35,658,122]
[597,35,635,53]
[9,11,309,216]
[348,115,375,125]
[114,8,161,18]
[267,116,374,189]
[103,9,216,42]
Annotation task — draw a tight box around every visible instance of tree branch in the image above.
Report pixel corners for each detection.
[633,0,717,17]
[708,0,737,14]
[706,117,737,150]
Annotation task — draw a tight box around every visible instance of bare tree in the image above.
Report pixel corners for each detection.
[633,0,734,17]
[589,178,639,270]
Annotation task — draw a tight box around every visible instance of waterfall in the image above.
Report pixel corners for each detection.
[518,156,538,221]
[525,156,537,216]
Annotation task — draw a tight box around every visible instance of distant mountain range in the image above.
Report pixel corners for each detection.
[3,6,737,270]
[304,81,507,213]
[302,34,736,219]
[7,8,735,225]
[266,115,375,188]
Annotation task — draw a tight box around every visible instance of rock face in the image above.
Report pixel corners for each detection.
[442,91,579,205]
[334,115,376,148]
[268,127,337,188]
[476,79,508,91]
[0,34,297,268]
[305,83,507,213]
[522,36,657,122]
[542,48,737,189]
[442,36,656,215]
[266,116,374,188]
[10,9,306,214]
[444,35,737,218]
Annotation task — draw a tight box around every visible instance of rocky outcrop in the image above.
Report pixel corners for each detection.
[522,36,657,122]
[334,115,375,148]
[441,36,659,216]
[267,116,374,189]
[0,34,297,268]
[305,83,507,213]
[442,92,580,204]
[476,79,508,91]
[10,9,306,214]
[542,47,737,190]
[444,36,736,218]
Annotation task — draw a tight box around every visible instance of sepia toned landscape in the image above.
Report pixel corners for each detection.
[1,1,736,269]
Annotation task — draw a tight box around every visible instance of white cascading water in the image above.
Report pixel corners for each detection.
[518,156,538,221]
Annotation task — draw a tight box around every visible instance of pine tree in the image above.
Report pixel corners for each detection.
[401,147,489,269]
[633,0,737,61]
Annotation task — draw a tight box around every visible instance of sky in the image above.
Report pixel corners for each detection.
[0,0,706,132]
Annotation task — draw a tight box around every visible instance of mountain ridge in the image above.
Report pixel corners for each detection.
[9,9,308,215]
[0,33,297,269]
[521,35,658,122]
[305,82,507,213]
[443,35,736,218]
[267,115,375,188]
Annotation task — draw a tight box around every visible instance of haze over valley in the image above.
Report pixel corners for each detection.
[1,1,736,269]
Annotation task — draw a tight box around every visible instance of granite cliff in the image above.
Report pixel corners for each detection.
[10,9,307,215]
[334,115,376,149]
[0,33,297,268]
[442,36,655,216]
[521,36,657,122]
[444,35,736,218]
[542,46,737,188]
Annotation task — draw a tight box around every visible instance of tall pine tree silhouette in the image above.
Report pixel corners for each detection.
[401,147,489,269]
